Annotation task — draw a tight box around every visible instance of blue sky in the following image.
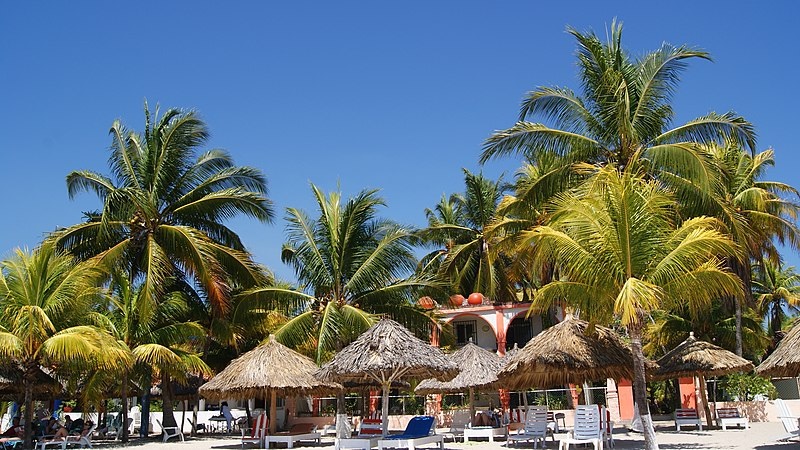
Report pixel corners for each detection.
[1,1,799,282]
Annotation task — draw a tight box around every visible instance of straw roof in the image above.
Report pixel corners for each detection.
[757,323,800,378]
[198,336,341,401]
[416,342,503,394]
[497,316,636,389]
[316,318,458,384]
[0,365,62,401]
[653,332,754,380]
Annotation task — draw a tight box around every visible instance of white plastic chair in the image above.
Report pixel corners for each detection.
[507,405,552,448]
[155,419,184,443]
[66,422,97,448]
[559,405,602,450]
[775,399,800,441]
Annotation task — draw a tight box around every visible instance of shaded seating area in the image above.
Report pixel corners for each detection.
[377,416,443,450]
[265,423,321,449]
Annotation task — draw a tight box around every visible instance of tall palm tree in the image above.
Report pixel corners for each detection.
[521,165,742,450]
[0,243,128,449]
[241,185,439,363]
[53,102,273,318]
[695,144,800,355]
[481,20,754,206]
[752,259,800,339]
[417,169,515,302]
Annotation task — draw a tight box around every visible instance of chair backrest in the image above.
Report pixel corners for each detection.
[402,416,435,437]
[81,423,97,442]
[776,399,799,433]
[250,414,269,438]
[674,408,699,420]
[358,419,383,436]
[573,406,602,440]
[600,406,612,434]
[524,406,548,434]
[716,408,741,419]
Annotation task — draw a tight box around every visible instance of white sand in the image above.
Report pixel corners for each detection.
[86,421,797,450]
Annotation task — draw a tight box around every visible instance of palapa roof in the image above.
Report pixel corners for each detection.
[198,336,341,401]
[497,316,636,389]
[653,332,753,380]
[0,365,62,401]
[415,342,503,394]
[757,323,800,378]
[316,318,458,384]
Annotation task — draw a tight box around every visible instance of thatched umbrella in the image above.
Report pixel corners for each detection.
[316,318,458,435]
[415,342,503,420]
[199,336,341,433]
[0,365,62,401]
[757,323,800,378]
[497,315,636,390]
[653,332,754,428]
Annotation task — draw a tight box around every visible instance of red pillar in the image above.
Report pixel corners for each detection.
[617,379,634,421]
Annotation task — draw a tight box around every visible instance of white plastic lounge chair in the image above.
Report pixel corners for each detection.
[559,405,602,450]
[266,423,321,449]
[775,399,800,441]
[715,407,748,430]
[37,438,67,450]
[66,422,97,448]
[378,416,444,450]
[241,413,268,449]
[674,408,703,431]
[155,419,184,443]
[507,406,552,448]
[337,418,382,450]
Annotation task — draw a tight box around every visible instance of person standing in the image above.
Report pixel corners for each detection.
[220,402,233,433]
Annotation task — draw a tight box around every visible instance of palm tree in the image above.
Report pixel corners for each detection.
[0,243,128,449]
[480,20,754,208]
[752,259,800,339]
[88,271,211,438]
[417,169,516,302]
[53,102,273,318]
[240,185,439,363]
[695,144,800,355]
[521,165,742,450]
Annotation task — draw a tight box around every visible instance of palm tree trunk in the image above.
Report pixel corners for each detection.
[630,326,659,450]
[121,375,129,442]
[734,296,743,357]
[161,372,177,428]
[22,377,33,450]
[140,390,150,438]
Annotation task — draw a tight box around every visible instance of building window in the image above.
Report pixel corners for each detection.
[455,320,477,346]
[507,317,533,349]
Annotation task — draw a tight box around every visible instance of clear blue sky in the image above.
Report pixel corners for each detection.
[2,1,799,282]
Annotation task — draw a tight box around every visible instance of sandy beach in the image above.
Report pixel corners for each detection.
[80,420,798,450]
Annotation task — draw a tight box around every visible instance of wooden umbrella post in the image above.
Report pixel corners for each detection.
[270,389,278,434]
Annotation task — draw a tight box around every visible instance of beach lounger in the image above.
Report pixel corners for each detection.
[715,407,748,430]
[674,408,703,432]
[266,423,321,449]
[37,438,66,450]
[775,399,800,441]
[66,422,97,448]
[155,419,184,443]
[241,414,268,449]
[378,416,443,450]
[336,418,382,450]
[0,437,21,450]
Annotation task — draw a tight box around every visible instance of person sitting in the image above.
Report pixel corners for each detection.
[220,401,234,433]
[69,418,84,434]
[63,416,73,433]
[2,417,23,438]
